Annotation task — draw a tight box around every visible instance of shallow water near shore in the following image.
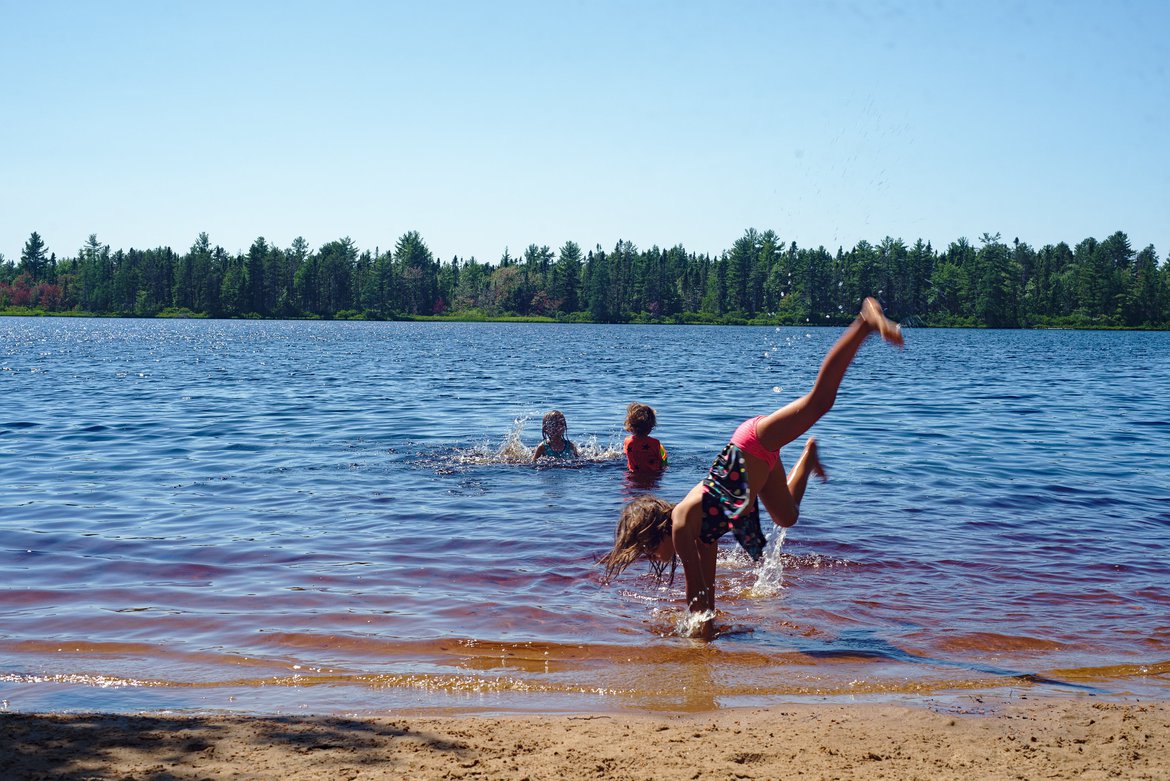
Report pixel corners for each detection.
[1,317,1168,715]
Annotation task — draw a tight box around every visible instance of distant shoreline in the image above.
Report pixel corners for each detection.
[1,308,1164,331]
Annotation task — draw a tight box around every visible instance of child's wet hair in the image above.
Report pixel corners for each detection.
[600,494,676,585]
[624,402,657,436]
[541,410,567,439]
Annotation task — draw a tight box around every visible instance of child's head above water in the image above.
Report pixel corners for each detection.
[541,410,568,441]
[601,494,676,584]
[624,402,657,437]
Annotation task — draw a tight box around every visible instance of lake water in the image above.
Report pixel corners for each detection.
[1,316,1168,715]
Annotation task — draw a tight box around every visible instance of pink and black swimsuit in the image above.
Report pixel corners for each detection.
[729,416,780,471]
[698,417,777,560]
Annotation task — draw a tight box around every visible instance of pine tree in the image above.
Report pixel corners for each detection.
[20,232,50,281]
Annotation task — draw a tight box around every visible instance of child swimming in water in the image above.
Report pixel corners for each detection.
[600,298,903,636]
[533,410,579,460]
[623,402,667,473]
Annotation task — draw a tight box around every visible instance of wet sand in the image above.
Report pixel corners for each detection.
[3,697,1168,780]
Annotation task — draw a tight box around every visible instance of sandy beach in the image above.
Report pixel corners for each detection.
[2,697,1168,780]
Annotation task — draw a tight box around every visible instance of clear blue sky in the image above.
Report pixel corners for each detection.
[2,0,1168,264]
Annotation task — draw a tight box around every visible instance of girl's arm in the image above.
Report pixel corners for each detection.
[671,498,713,614]
[533,443,546,461]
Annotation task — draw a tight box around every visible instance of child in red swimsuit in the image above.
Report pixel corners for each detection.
[623,402,667,473]
[601,297,904,636]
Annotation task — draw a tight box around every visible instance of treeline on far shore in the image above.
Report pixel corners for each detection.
[2,228,1167,329]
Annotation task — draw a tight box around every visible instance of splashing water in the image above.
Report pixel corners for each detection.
[574,434,624,462]
[452,416,623,466]
[674,609,717,638]
[455,415,536,464]
[748,527,788,598]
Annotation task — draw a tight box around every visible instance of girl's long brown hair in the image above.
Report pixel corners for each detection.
[600,495,676,584]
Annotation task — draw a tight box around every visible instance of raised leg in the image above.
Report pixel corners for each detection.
[758,438,826,528]
[756,298,900,451]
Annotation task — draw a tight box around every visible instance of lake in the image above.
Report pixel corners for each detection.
[1,316,1168,715]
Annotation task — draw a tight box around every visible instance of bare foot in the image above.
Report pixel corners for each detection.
[861,296,904,347]
[805,437,828,483]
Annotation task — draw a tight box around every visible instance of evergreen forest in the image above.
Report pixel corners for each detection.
[2,228,1167,328]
